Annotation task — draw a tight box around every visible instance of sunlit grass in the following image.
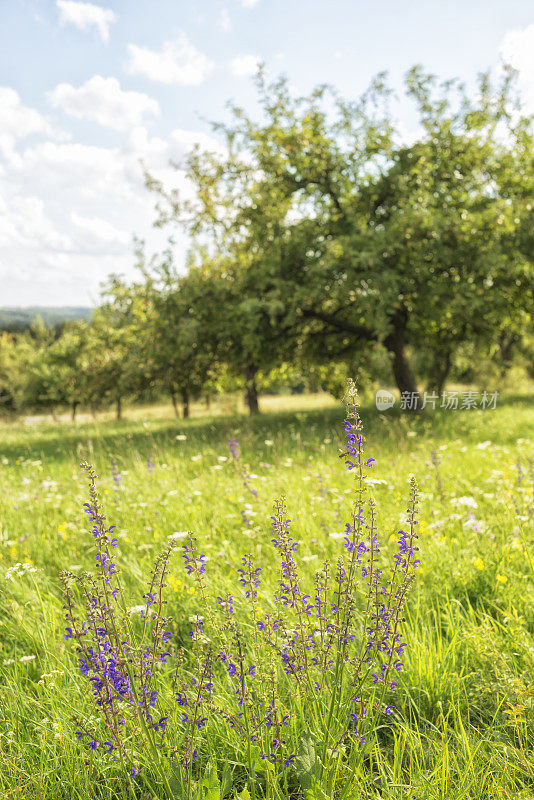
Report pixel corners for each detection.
[0,391,532,799]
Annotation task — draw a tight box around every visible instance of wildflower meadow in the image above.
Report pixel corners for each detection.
[1,386,532,800]
[2,2,534,798]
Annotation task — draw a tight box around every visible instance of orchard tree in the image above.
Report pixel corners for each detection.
[147,67,533,397]
[50,321,92,419]
[85,282,147,420]
[18,317,65,417]
[129,248,219,418]
[356,67,534,393]
[182,248,299,414]
[0,332,20,413]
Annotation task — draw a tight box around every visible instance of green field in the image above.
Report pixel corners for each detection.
[1,391,533,800]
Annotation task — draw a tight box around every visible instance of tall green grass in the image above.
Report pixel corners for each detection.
[0,393,532,799]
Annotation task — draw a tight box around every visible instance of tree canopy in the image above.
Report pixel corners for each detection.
[2,66,533,417]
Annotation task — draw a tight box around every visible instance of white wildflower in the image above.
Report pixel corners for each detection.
[5,562,37,580]
[128,605,146,615]
[452,496,478,509]
[463,518,487,531]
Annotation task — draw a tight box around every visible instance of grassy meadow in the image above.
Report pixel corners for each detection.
[0,390,533,800]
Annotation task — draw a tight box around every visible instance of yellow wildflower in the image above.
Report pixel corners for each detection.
[472,557,484,571]
[168,576,183,592]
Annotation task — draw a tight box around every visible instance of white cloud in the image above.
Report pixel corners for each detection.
[56,0,117,43]
[0,123,224,305]
[69,212,131,253]
[0,196,72,251]
[47,76,160,131]
[168,128,226,159]
[241,0,260,7]
[220,8,231,32]
[9,141,127,199]
[500,25,534,111]
[126,34,214,85]
[395,121,425,148]
[500,24,534,76]
[0,88,53,157]
[229,54,262,78]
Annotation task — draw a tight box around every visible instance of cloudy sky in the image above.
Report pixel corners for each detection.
[1,0,533,307]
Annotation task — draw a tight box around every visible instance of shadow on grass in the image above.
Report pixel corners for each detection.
[0,394,532,466]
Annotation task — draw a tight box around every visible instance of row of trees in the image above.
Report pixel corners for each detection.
[2,66,533,418]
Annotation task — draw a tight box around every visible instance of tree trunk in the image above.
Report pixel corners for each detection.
[426,350,452,397]
[436,351,451,397]
[71,400,79,421]
[497,330,518,377]
[205,394,211,411]
[244,365,260,415]
[170,390,179,418]
[182,390,190,419]
[384,312,418,401]
[116,396,122,421]
[391,345,418,397]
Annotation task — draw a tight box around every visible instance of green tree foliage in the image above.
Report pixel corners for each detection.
[0,333,19,413]
[147,67,534,397]
[138,251,219,418]
[85,279,149,420]
[2,65,533,418]
[184,250,297,414]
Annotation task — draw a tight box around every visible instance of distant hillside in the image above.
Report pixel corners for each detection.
[0,306,92,330]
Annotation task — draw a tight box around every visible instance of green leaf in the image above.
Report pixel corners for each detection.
[294,731,322,791]
[249,743,273,776]
[220,763,233,798]
[304,787,331,800]
[167,763,185,800]
[202,761,221,800]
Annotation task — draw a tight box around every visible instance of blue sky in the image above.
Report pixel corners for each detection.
[1,0,533,306]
